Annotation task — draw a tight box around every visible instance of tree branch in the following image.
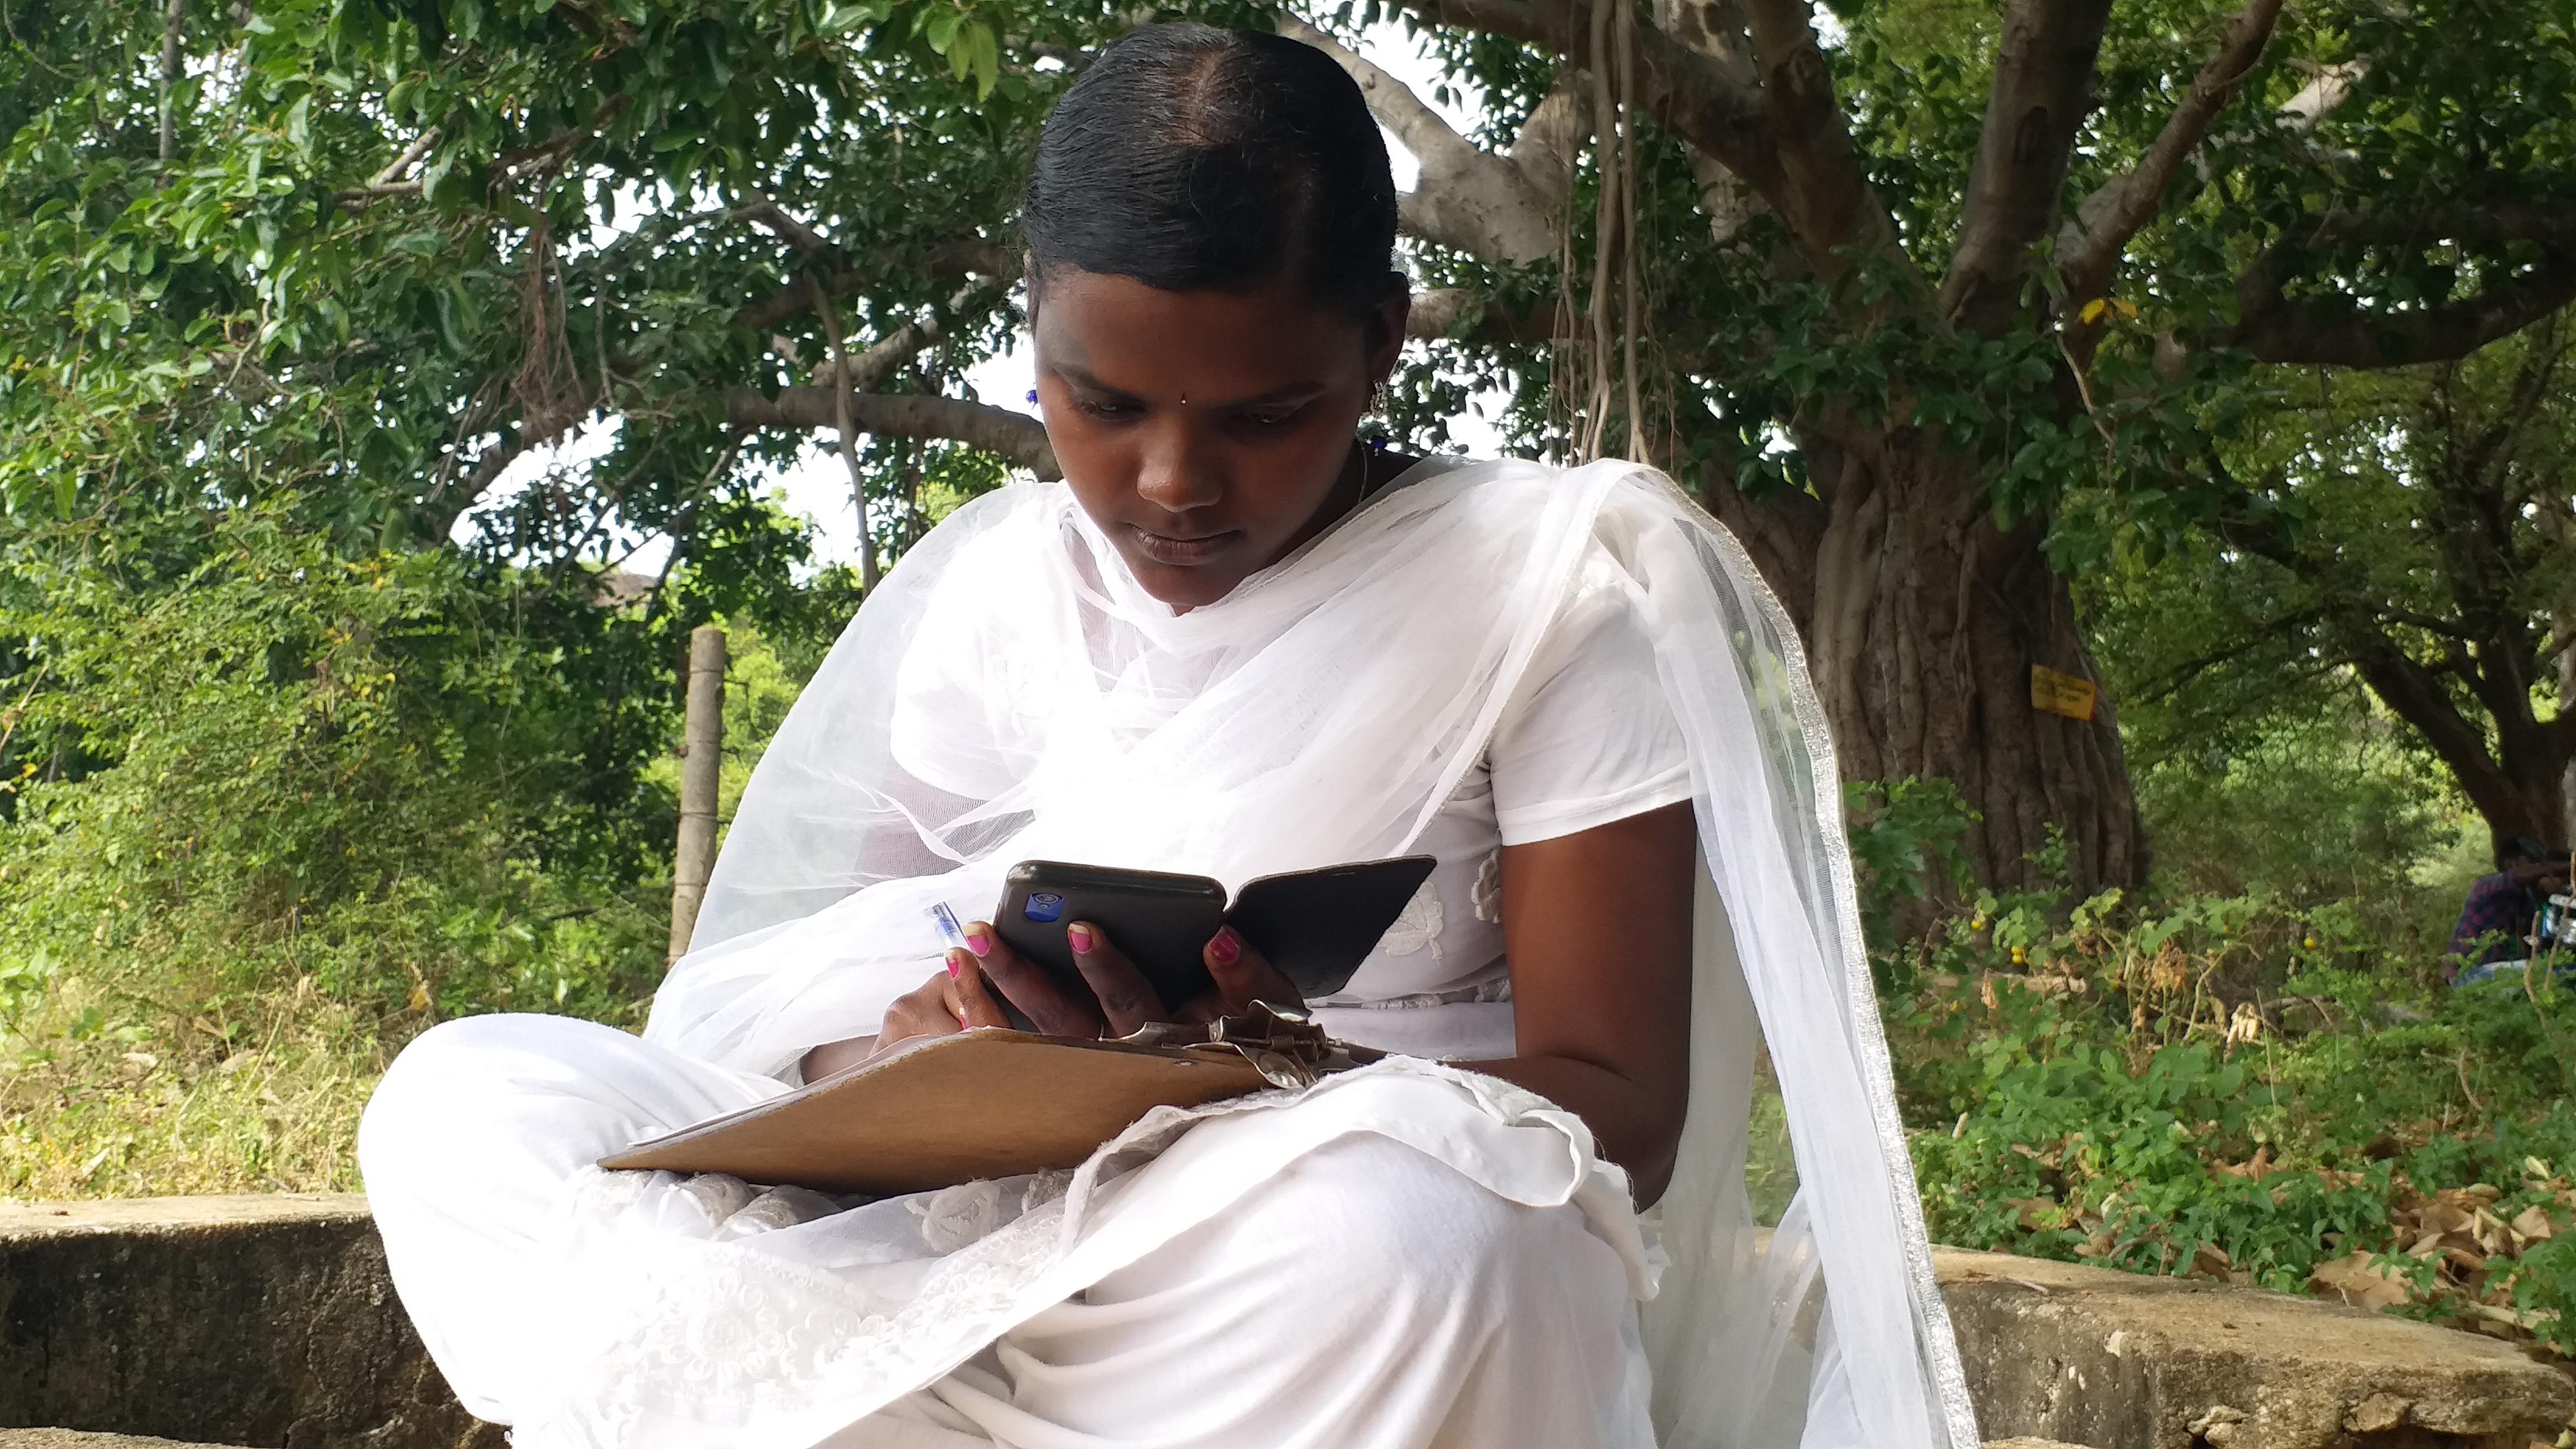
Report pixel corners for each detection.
[1406,287,1562,343]
[1284,16,1570,264]
[2126,604,2332,707]
[725,388,1059,478]
[157,0,183,164]
[732,195,834,256]
[334,181,423,205]
[1508,73,1590,206]
[330,102,611,207]
[1396,0,1912,290]
[490,96,632,187]
[2056,0,2285,341]
[1735,0,1905,286]
[2225,240,2576,369]
[1394,0,1788,224]
[1938,0,2115,334]
[805,282,997,394]
[1650,1,1775,244]
[427,384,605,533]
[808,271,878,589]
[334,128,443,205]
[370,127,442,187]
[1658,0,1757,88]
[729,236,1016,333]
[2286,203,2576,250]
[2277,58,2366,134]
[834,320,938,394]
[2345,633,2528,827]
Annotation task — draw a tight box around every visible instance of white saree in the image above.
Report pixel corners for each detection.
[358,456,1980,1449]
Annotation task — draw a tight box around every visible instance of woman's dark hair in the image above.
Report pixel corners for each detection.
[1024,24,1400,324]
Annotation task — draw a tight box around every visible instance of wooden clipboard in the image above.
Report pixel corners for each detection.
[599,1028,1278,1196]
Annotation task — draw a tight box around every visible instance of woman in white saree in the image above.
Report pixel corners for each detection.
[359,22,1980,1449]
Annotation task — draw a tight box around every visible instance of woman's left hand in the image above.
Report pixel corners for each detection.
[976,920,1304,1037]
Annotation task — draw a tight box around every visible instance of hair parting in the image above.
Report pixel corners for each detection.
[1023,23,1403,327]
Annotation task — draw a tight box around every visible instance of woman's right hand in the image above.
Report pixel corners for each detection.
[878,917,1304,1050]
[877,922,1111,1054]
[951,921,1117,1036]
[875,948,1016,1051]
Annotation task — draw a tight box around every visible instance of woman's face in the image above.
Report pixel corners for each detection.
[1031,267,1406,610]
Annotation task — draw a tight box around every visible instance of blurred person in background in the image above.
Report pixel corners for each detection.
[2448,834,2572,986]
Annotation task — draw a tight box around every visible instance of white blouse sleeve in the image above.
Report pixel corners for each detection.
[1485,551,1693,845]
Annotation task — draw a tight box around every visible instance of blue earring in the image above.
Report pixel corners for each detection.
[1025,389,1039,404]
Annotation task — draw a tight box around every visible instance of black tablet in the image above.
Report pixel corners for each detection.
[1229,855,1438,999]
[989,854,1438,1019]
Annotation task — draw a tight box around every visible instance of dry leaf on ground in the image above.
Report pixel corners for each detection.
[2310,1251,2413,1310]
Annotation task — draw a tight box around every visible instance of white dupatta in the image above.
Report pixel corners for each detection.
[652,457,1978,1449]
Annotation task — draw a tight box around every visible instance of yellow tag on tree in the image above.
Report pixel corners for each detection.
[2030,665,2099,722]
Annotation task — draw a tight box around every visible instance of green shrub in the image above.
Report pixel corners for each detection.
[0,503,679,1191]
[0,481,850,1195]
[1893,878,2576,1354]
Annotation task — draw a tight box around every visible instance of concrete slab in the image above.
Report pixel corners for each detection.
[0,1195,499,1449]
[0,1195,2563,1449]
[1937,1246,2576,1449]
[0,1423,239,1433]
[0,1195,371,1238]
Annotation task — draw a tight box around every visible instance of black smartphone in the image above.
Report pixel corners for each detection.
[988,854,1439,1025]
[1229,855,1437,999]
[992,861,1229,1017]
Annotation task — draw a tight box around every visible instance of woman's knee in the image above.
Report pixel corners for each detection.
[1239,1134,1583,1312]
[1063,1131,1633,1422]
[361,1013,679,1194]
[367,1015,592,1140]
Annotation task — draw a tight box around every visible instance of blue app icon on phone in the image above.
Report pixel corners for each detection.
[1024,891,1066,923]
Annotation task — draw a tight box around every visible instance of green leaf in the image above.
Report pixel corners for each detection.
[920,6,960,52]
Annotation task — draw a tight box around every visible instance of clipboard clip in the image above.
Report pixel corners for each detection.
[1115,1001,1384,1090]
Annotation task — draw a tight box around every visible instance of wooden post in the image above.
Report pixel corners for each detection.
[669,624,727,964]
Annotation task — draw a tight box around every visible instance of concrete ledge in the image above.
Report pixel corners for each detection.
[0,1426,2119,1448]
[0,1423,242,1433]
[0,1196,372,1239]
[0,1429,2112,1448]
[1938,1247,2576,1449]
[0,1196,2564,1449]
[0,1196,499,1449]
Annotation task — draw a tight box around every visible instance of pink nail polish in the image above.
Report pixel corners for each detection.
[1068,923,1095,953]
[1209,928,1240,967]
[964,927,992,958]
[945,950,963,979]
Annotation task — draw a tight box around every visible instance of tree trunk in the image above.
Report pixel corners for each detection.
[1706,426,2148,899]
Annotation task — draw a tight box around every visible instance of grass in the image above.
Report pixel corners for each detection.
[0,983,390,1197]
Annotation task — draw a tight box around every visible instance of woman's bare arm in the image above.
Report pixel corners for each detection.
[806,803,1697,1197]
[1466,801,1696,1205]
[802,1034,878,1081]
